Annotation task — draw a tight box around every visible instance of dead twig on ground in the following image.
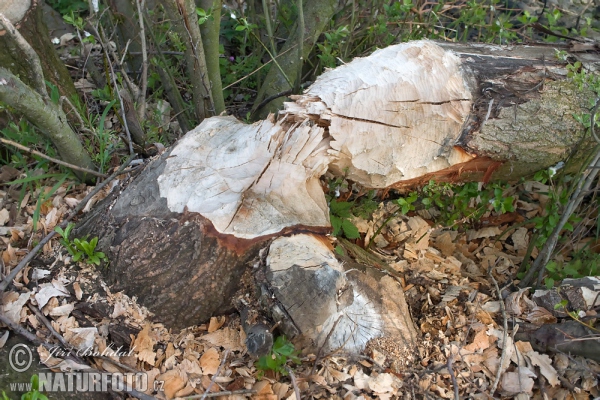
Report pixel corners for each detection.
[286,365,302,400]
[200,349,230,400]
[0,138,107,178]
[447,353,460,400]
[488,265,508,396]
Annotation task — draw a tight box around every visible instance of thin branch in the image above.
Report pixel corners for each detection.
[135,0,149,120]
[262,0,276,56]
[488,265,508,396]
[252,81,312,117]
[59,96,95,135]
[0,13,48,99]
[446,354,459,400]
[0,138,107,178]
[26,303,85,363]
[286,366,301,400]
[294,0,304,94]
[0,154,136,293]
[200,349,230,400]
[119,39,133,66]
[184,389,256,399]
[223,45,297,90]
[250,31,293,90]
[91,24,135,155]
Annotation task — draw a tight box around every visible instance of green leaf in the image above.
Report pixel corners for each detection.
[341,219,360,239]
[331,215,342,236]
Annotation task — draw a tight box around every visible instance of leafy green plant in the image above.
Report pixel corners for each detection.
[420,180,514,228]
[329,200,361,239]
[47,0,88,15]
[316,25,350,69]
[396,191,418,215]
[55,223,107,265]
[256,336,301,378]
[544,248,600,288]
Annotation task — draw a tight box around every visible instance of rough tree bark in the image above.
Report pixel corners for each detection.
[0,0,78,100]
[76,40,599,358]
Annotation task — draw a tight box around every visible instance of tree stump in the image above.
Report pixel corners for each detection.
[77,40,599,355]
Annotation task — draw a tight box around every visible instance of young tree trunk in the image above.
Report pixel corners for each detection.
[161,0,215,122]
[197,0,225,115]
[282,40,599,188]
[76,41,598,357]
[252,0,338,119]
[0,68,96,182]
[0,0,78,100]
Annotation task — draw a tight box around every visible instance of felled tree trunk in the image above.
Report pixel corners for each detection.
[282,40,599,188]
[77,40,598,357]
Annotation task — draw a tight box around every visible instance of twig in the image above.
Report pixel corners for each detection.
[119,39,133,67]
[446,353,460,400]
[0,154,136,293]
[135,0,149,121]
[92,24,135,155]
[184,389,256,399]
[200,349,230,400]
[252,81,312,117]
[250,31,293,91]
[59,96,94,135]
[26,304,84,360]
[488,266,508,396]
[262,0,276,56]
[0,13,48,99]
[294,0,304,95]
[222,45,297,91]
[285,365,301,400]
[0,138,107,178]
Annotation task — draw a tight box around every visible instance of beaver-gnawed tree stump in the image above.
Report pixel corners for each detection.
[76,40,598,356]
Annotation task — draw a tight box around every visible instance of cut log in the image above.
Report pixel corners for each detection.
[77,40,599,356]
[282,40,599,188]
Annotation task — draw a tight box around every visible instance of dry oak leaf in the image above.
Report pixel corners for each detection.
[132,323,156,365]
[199,347,220,375]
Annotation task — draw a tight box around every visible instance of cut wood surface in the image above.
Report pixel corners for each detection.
[283,40,598,188]
[78,40,599,354]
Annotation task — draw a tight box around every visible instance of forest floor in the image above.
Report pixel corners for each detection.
[1,158,600,399]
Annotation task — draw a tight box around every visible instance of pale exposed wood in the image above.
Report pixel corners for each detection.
[283,41,473,188]
[157,115,331,239]
[264,234,419,357]
[282,40,597,188]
